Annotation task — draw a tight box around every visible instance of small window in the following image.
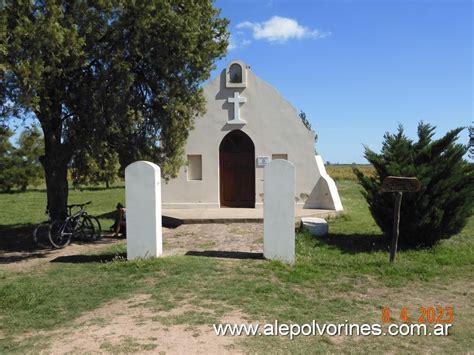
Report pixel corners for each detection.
[187,155,202,180]
[272,154,288,161]
[225,61,247,88]
[229,63,242,83]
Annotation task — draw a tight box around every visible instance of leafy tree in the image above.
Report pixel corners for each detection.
[0,127,17,192]
[14,126,45,191]
[71,142,120,189]
[355,122,473,248]
[2,1,229,219]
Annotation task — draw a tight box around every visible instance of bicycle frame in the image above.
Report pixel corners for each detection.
[60,206,88,237]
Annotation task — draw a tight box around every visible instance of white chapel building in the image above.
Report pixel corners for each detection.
[161,60,342,211]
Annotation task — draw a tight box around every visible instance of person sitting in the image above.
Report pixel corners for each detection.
[112,203,126,238]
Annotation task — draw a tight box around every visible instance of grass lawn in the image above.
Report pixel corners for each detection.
[0,184,125,229]
[0,177,472,353]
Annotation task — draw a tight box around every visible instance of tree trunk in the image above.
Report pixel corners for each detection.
[41,150,70,221]
[105,180,110,189]
[38,100,72,221]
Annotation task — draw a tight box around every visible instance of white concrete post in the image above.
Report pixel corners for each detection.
[263,159,295,264]
[125,161,162,260]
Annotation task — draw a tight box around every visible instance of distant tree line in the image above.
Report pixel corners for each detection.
[0,125,120,192]
[0,126,44,192]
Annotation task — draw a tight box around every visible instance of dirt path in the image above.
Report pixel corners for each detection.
[0,223,264,272]
[163,223,263,256]
[1,223,264,353]
[40,294,248,354]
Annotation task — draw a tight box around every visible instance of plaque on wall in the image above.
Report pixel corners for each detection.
[257,156,270,167]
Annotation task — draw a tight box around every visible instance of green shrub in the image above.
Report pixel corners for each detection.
[355,122,473,248]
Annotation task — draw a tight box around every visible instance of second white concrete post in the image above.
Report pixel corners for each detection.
[125,161,162,260]
[263,159,295,264]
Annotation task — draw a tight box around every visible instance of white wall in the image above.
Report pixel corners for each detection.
[161,63,324,209]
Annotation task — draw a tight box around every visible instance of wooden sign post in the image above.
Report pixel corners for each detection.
[381,176,421,263]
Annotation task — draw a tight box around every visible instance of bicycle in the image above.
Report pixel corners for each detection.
[48,201,102,248]
[32,207,53,249]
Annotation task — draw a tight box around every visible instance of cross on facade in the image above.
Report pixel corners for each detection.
[228,91,246,123]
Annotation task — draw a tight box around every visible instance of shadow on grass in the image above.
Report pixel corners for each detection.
[0,223,56,264]
[50,250,264,263]
[0,223,44,252]
[316,233,389,254]
[185,250,264,260]
[50,252,127,264]
[0,223,119,254]
[0,252,50,264]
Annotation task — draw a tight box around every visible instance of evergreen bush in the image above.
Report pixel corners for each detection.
[355,122,473,247]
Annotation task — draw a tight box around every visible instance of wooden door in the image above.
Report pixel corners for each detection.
[219,131,255,208]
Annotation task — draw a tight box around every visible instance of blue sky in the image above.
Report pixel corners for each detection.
[212,0,473,163]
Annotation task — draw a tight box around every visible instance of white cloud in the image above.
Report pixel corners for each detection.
[237,16,330,43]
[228,35,251,51]
[265,0,275,8]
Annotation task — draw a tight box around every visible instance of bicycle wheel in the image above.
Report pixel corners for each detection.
[33,222,52,249]
[76,215,95,242]
[49,220,72,248]
[88,216,102,240]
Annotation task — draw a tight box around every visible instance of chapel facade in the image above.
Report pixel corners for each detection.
[161,60,342,211]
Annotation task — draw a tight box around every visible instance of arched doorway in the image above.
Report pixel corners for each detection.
[219,130,255,208]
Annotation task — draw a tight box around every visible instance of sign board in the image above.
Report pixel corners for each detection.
[380,176,422,263]
[257,156,270,167]
[381,176,421,193]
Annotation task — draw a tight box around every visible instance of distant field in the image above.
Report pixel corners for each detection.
[326,164,375,181]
